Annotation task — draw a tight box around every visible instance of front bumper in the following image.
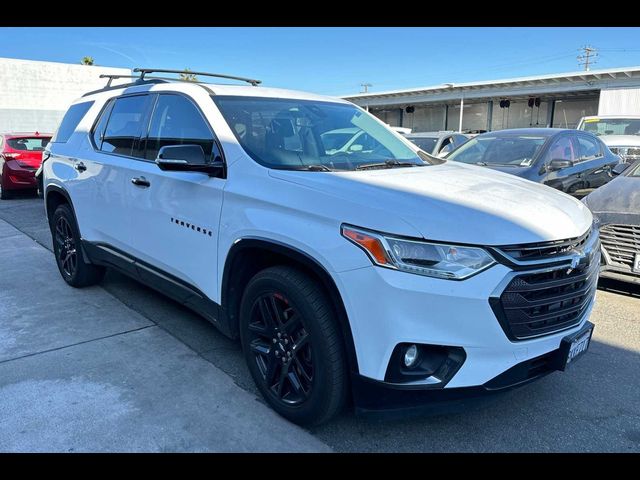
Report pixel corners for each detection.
[352,321,595,417]
[336,263,595,387]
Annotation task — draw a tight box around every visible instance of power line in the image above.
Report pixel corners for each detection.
[577,46,598,71]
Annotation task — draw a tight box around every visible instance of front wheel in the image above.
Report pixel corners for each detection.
[51,204,105,287]
[239,266,348,426]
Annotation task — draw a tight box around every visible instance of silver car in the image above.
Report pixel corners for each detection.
[403,131,469,157]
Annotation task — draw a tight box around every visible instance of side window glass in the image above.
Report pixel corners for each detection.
[145,94,219,162]
[547,136,576,163]
[101,95,149,157]
[454,135,468,146]
[577,135,602,161]
[51,101,94,143]
[92,100,115,150]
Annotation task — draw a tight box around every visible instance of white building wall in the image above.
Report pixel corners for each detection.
[0,57,130,133]
[598,87,640,116]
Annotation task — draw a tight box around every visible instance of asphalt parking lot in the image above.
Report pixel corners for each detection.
[1,194,639,452]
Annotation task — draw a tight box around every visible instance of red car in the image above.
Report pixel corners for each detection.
[0,132,52,199]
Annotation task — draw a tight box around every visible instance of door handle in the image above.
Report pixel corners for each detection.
[74,161,87,172]
[131,176,151,188]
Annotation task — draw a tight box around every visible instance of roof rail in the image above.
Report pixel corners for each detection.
[133,68,262,86]
[99,74,146,88]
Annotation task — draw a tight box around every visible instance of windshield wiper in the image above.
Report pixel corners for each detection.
[355,160,421,170]
[475,161,488,166]
[292,164,334,172]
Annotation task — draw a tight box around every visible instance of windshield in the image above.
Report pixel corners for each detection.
[579,118,640,136]
[6,136,51,151]
[628,162,640,177]
[407,137,438,153]
[447,134,547,167]
[213,96,428,171]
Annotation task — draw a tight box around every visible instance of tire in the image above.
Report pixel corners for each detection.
[51,203,105,288]
[0,183,12,200]
[239,265,348,426]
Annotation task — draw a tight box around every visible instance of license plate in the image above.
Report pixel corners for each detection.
[559,322,594,370]
[634,253,640,273]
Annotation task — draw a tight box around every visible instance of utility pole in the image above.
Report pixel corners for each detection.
[360,83,372,93]
[577,46,598,71]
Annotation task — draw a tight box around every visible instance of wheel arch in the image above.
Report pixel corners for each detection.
[45,185,91,263]
[45,185,74,225]
[221,237,359,374]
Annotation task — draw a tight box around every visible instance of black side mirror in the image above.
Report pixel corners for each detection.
[611,162,629,176]
[155,145,224,177]
[548,158,573,172]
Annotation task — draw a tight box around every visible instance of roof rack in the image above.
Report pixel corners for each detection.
[133,68,262,86]
[99,74,145,88]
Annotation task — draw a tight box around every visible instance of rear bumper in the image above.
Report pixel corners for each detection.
[2,161,37,189]
[352,322,594,418]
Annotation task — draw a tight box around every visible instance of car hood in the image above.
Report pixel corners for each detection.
[269,161,592,245]
[583,175,640,226]
[481,164,530,177]
[599,135,640,147]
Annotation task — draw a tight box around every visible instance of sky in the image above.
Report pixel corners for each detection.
[1,27,640,96]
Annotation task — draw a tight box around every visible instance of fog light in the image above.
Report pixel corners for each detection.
[404,344,419,368]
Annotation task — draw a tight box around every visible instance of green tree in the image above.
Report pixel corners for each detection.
[81,56,95,66]
[179,68,198,82]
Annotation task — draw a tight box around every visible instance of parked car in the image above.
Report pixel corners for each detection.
[0,132,52,199]
[403,131,469,157]
[577,115,640,164]
[43,68,597,425]
[582,160,640,284]
[446,128,621,197]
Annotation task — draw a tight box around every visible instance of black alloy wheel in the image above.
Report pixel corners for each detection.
[240,266,348,425]
[51,204,105,287]
[55,215,77,278]
[247,291,314,405]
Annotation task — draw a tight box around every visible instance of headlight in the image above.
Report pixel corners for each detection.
[341,225,495,280]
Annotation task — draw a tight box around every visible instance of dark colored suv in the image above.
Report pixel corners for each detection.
[446,128,622,197]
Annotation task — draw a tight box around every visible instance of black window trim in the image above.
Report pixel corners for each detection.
[89,92,152,161]
[142,91,226,169]
[575,132,604,162]
[89,91,227,174]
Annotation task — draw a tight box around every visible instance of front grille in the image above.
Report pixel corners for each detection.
[496,229,591,262]
[600,224,640,270]
[491,233,599,340]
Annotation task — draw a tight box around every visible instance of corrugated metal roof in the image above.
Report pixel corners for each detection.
[342,66,640,102]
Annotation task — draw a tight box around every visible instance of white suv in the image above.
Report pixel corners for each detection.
[43,69,598,425]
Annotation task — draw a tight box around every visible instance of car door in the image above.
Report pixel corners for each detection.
[540,133,581,193]
[125,92,225,302]
[574,133,617,190]
[82,93,154,259]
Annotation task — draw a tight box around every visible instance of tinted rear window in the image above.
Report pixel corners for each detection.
[6,137,51,151]
[52,101,94,143]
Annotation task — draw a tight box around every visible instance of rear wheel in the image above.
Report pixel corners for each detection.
[239,266,348,426]
[0,179,12,200]
[51,204,105,287]
[0,187,12,200]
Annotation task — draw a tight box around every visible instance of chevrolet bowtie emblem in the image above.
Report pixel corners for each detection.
[566,249,586,274]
